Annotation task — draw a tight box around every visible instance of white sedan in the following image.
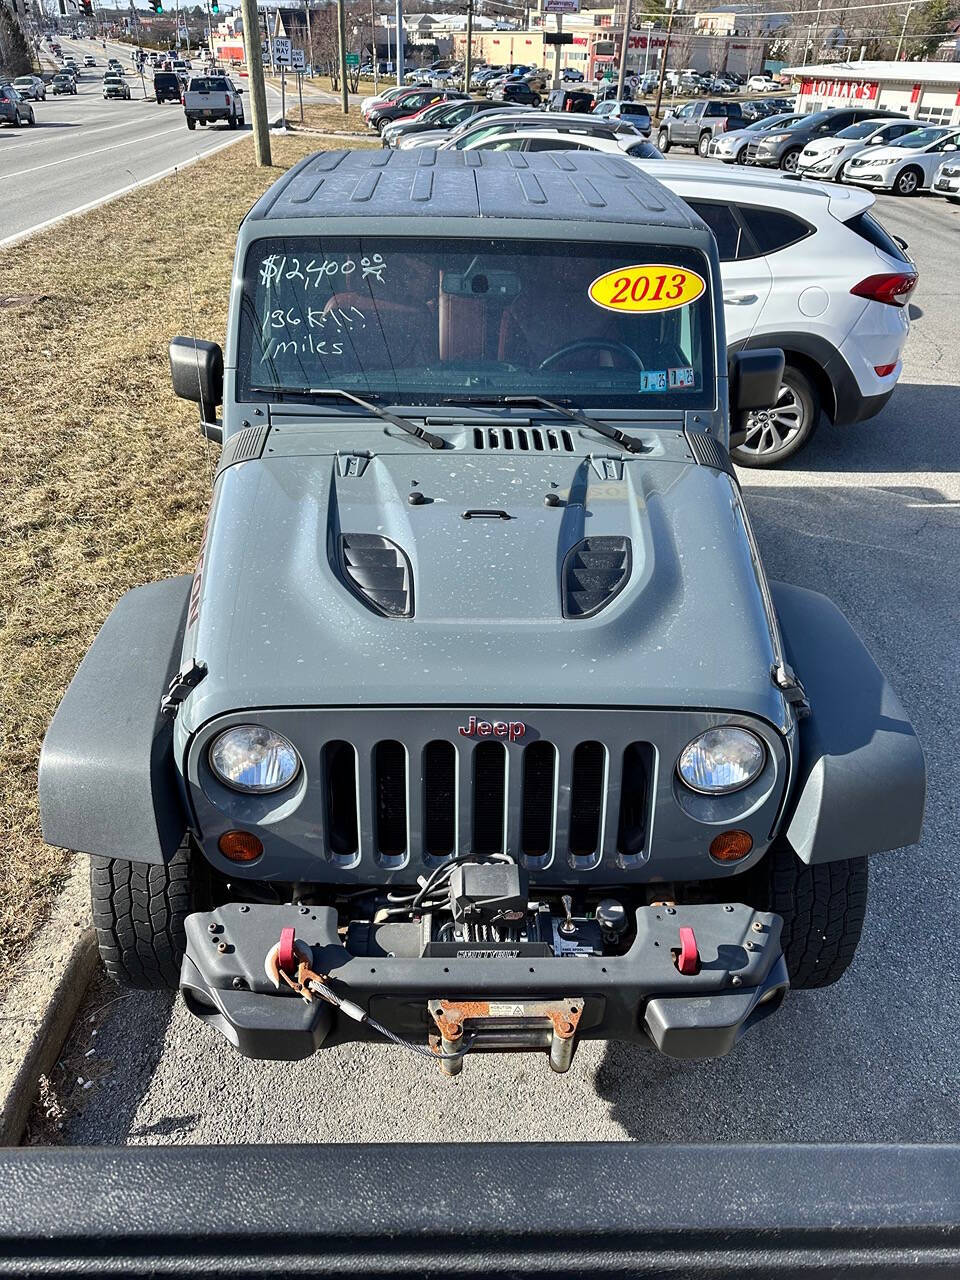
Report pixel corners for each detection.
[844,125,960,195]
[797,117,916,182]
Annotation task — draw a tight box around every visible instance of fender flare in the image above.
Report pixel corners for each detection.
[772,581,925,864]
[39,576,192,865]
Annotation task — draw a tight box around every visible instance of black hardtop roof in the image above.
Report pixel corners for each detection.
[250,147,702,228]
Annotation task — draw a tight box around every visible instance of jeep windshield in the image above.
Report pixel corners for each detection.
[237,236,715,410]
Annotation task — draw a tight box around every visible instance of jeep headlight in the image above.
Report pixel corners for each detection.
[209,726,301,793]
[677,727,765,795]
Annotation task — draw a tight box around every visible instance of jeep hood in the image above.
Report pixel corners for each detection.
[178,448,787,732]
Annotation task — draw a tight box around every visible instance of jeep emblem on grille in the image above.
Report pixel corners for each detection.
[458,716,525,742]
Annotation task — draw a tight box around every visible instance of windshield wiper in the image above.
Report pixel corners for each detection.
[503,395,647,455]
[248,387,446,450]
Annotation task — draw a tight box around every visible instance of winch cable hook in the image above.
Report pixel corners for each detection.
[263,932,474,1066]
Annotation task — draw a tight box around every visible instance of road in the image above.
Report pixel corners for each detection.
[58,189,960,1146]
[0,36,285,247]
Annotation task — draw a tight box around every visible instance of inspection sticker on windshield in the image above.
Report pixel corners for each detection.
[640,370,667,392]
[669,366,695,388]
[588,264,706,313]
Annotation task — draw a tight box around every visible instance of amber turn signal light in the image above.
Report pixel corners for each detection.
[219,830,263,862]
[709,829,753,862]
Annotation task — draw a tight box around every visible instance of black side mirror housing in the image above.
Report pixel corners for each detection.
[169,336,223,426]
[729,348,785,415]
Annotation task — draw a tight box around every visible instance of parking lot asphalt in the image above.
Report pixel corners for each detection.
[60,188,960,1146]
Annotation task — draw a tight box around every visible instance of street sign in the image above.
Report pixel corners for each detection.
[543,0,579,12]
[273,36,291,65]
[292,48,305,70]
[345,51,359,66]
[544,31,573,45]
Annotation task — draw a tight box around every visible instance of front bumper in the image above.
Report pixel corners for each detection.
[934,171,960,196]
[844,167,895,189]
[181,901,788,1069]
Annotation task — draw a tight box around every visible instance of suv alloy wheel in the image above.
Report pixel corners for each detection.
[731,364,819,468]
[779,147,802,172]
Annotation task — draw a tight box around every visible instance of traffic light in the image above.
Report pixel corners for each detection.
[211,0,219,12]
[80,0,92,14]
[148,0,163,12]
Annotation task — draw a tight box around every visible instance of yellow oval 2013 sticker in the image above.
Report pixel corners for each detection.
[589,265,706,313]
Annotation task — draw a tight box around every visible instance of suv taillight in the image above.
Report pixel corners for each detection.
[850,272,918,308]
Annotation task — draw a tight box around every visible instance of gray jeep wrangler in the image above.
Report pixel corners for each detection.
[40,150,924,1073]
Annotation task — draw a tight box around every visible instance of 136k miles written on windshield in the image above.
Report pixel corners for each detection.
[237,237,715,410]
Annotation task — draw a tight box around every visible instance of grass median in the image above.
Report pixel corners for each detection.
[0,127,374,995]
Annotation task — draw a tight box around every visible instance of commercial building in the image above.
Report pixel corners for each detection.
[785,60,960,126]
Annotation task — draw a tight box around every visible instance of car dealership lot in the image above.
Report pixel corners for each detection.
[50,177,960,1146]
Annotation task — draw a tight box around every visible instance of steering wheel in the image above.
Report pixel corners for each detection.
[538,339,644,371]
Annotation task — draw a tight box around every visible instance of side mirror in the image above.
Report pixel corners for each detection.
[729,348,785,415]
[169,336,223,426]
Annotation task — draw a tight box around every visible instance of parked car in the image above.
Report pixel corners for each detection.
[12,75,46,101]
[797,116,916,182]
[102,73,132,101]
[560,67,584,82]
[51,71,77,96]
[381,97,501,147]
[592,98,652,138]
[49,148,925,1076]
[397,103,536,149]
[843,124,960,196]
[633,159,917,465]
[708,112,806,164]
[657,100,745,157]
[931,154,960,202]
[461,126,660,159]
[438,112,640,151]
[489,79,541,107]
[747,73,778,92]
[368,89,465,131]
[739,99,780,122]
[746,108,908,173]
[0,83,35,125]
[360,84,409,114]
[544,88,594,114]
[183,75,244,129]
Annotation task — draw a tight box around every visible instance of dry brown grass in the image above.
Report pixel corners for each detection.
[0,129,373,995]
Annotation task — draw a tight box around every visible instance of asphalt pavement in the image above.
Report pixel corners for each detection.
[0,36,285,247]
[55,186,960,1146]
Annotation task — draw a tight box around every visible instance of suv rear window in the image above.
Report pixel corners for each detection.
[737,206,811,254]
[843,211,910,263]
[688,202,747,261]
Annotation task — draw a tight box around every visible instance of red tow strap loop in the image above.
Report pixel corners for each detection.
[677,926,700,975]
[277,926,297,975]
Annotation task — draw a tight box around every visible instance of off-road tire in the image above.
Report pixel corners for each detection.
[90,841,199,990]
[698,131,711,157]
[757,842,868,989]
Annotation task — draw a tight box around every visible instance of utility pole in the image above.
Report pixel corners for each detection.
[895,1,913,60]
[241,0,271,165]
[809,0,823,64]
[370,0,378,89]
[395,0,402,84]
[552,11,562,90]
[463,0,472,92]
[652,0,678,122]
[304,0,313,77]
[615,0,633,101]
[336,0,348,112]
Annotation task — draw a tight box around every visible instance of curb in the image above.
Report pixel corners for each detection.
[0,860,98,1145]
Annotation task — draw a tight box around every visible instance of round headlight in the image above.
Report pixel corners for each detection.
[677,727,765,795]
[209,726,301,794]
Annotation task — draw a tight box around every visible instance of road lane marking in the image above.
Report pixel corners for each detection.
[3,125,193,179]
[0,113,163,154]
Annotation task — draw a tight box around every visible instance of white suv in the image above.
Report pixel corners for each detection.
[636,161,917,465]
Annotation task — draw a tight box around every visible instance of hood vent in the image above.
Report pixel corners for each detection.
[562,536,632,619]
[473,426,575,453]
[339,534,413,618]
